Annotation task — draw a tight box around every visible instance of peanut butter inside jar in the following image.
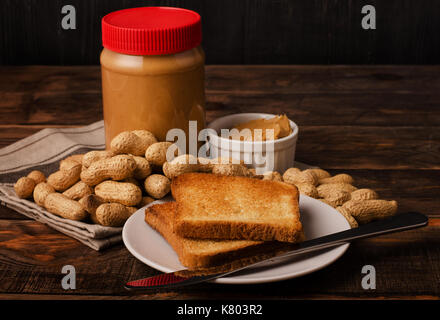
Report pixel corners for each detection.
[101,7,206,147]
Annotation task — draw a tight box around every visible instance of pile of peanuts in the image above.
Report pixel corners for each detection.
[13,129,397,228]
[14,130,170,227]
[280,168,398,228]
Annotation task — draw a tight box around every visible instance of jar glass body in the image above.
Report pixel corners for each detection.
[100,46,205,147]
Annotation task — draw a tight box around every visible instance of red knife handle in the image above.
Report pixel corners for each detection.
[125,273,189,289]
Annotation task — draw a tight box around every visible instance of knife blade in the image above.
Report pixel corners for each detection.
[125,212,428,291]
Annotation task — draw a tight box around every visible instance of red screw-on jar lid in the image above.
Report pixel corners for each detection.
[102,7,202,55]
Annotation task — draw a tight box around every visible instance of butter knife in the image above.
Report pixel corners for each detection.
[125,212,428,291]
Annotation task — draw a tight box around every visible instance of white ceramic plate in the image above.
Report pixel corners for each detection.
[122,195,350,284]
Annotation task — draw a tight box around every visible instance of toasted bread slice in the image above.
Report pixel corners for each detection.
[171,173,304,243]
[145,202,292,274]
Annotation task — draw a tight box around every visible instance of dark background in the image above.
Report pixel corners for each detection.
[1,0,440,65]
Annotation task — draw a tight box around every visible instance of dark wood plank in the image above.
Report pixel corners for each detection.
[0,219,439,298]
[3,91,440,127]
[0,293,187,300]
[1,66,440,126]
[0,66,101,94]
[296,126,440,170]
[206,92,440,127]
[206,65,440,94]
[1,293,439,300]
[0,206,30,220]
[2,65,440,94]
[0,126,79,148]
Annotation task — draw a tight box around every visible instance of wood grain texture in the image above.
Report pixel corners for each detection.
[0,219,438,298]
[1,65,440,126]
[0,65,439,299]
[1,1,440,65]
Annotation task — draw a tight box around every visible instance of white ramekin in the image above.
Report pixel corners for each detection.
[207,113,299,174]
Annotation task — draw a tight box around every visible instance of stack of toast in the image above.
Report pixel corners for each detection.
[145,173,305,276]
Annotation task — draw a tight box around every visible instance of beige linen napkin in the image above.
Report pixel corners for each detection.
[0,121,124,250]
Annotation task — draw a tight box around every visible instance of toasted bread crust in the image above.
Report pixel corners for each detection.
[171,173,303,243]
[175,217,304,243]
[145,202,294,272]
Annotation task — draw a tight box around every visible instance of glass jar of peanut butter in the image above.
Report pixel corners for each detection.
[101,7,205,147]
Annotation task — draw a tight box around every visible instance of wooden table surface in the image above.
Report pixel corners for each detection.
[0,65,439,300]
